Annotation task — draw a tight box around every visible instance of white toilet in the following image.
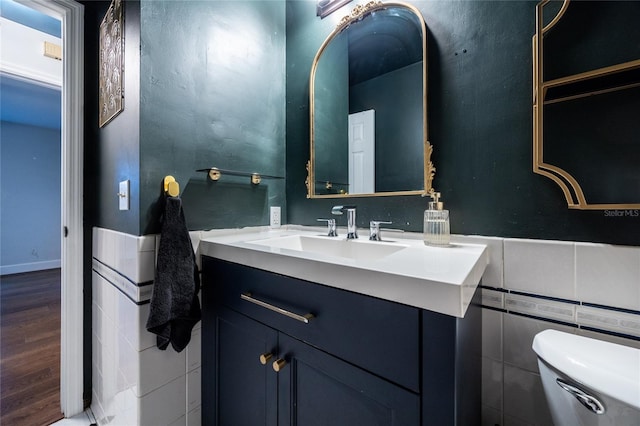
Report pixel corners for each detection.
[532,329,640,426]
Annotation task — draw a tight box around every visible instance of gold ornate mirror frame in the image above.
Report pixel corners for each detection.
[533,0,640,210]
[306,1,434,199]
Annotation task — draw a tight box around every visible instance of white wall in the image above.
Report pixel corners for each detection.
[91,227,202,426]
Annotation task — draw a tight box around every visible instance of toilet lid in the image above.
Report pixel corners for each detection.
[532,329,640,410]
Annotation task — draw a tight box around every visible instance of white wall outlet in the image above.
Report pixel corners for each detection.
[118,180,130,211]
[270,206,281,228]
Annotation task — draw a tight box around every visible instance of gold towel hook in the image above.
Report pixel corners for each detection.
[164,175,180,197]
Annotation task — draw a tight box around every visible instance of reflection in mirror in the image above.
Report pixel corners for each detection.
[308,1,434,198]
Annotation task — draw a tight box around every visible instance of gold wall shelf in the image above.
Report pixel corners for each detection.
[533,0,640,210]
[197,168,284,185]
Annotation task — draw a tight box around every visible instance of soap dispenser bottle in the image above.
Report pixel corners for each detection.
[424,191,450,246]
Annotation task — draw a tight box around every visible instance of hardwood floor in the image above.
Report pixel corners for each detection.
[1,269,64,425]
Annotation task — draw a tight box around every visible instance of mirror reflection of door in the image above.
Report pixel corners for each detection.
[348,109,375,194]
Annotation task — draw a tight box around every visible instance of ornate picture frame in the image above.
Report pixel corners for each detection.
[99,0,124,127]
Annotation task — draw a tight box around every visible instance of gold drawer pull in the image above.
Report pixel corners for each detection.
[259,353,273,365]
[272,358,287,372]
[241,292,314,324]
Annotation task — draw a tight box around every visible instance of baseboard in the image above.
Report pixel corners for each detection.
[0,260,62,276]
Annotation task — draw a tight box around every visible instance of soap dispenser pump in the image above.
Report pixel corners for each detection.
[424,191,450,246]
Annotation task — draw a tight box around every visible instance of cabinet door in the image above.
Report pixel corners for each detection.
[276,334,420,426]
[202,307,278,426]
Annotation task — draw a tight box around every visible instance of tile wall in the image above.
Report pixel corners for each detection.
[91,226,639,426]
[91,228,202,426]
[451,236,640,426]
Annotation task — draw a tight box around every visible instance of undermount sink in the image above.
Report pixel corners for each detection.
[247,234,407,261]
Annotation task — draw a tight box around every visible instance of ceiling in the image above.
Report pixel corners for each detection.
[0,0,62,129]
[347,7,423,86]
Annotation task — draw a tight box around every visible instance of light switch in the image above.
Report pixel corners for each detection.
[118,180,130,211]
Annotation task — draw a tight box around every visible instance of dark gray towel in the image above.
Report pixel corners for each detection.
[146,196,201,352]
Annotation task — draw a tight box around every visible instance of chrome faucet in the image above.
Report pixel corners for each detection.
[332,205,358,239]
[317,218,338,237]
[369,221,392,241]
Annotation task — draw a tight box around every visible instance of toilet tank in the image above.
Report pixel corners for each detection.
[533,329,640,426]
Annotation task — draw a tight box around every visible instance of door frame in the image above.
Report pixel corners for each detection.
[16,0,85,417]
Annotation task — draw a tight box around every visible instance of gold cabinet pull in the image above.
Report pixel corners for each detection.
[241,293,314,324]
[272,358,287,372]
[259,352,273,365]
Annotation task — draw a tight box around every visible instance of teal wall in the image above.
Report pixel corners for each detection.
[85,0,286,236]
[85,0,141,236]
[286,0,639,246]
[139,0,286,234]
[83,0,639,243]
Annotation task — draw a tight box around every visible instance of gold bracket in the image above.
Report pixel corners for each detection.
[208,168,222,181]
[199,167,283,185]
[208,167,261,185]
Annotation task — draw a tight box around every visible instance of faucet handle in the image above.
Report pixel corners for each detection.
[331,205,356,215]
[317,218,338,237]
[369,221,392,241]
[370,220,392,228]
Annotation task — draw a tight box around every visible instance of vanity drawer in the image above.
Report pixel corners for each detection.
[203,256,420,392]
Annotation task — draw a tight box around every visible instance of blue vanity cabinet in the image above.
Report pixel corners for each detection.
[203,306,278,425]
[201,255,480,426]
[421,296,482,425]
[276,332,420,425]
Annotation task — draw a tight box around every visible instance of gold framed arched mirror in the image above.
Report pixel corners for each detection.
[306,1,434,198]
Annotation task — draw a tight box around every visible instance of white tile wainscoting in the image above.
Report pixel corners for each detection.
[91,228,201,426]
[451,236,640,426]
[92,227,639,426]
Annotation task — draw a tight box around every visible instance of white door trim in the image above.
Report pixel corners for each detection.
[16,0,85,417]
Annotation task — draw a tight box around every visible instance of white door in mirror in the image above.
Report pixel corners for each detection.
[348,109,375,194]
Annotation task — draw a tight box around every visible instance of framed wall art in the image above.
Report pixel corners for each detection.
[99,0,124,127]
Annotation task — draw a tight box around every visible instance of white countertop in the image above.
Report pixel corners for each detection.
[199,226,488,318]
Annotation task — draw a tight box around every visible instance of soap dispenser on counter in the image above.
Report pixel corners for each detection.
[424,191,450,246]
